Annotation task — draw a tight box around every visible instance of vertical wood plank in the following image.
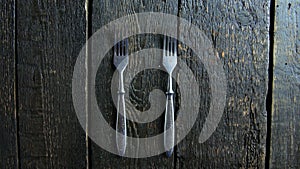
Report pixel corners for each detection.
[271,1,300,168]
[91,0,178,168]
[0,0,18,168]
[17,1,87,168]
[177,0,270,168]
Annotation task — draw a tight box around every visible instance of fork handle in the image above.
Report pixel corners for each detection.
[164,92,175,157]
[116,91,127,156]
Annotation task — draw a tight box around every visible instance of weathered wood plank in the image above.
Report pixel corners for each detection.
[271,1,300,168]
[17,1,87,168]
[177,0,269,168]
[91,0,178,168]
[0,0,18,168]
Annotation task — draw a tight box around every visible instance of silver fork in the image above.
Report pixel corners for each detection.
[162,35,177,157]
[114,35,129,156]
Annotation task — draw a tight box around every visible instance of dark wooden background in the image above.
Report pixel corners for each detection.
[0,0,299,168]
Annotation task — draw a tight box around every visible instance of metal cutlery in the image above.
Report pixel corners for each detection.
[114,35,129,156]
[162,35,177,157]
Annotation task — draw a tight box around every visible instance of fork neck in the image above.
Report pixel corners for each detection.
[167,76,174,94]
[118,70,125,94]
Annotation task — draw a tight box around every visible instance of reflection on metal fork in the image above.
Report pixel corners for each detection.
[114,33,129,156]
[162,35,177,157]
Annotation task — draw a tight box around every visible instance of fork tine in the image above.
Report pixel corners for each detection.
[118,40,121,56]
[114,31,117,57]
[116,29,118,56]
[123,39,125,56]
[165,36,167,56]
[122,39,124,56]
[125,39,128,56]
[174,39,177,56]
[167,37,170,56]
[170,37,173,56]
[120,30,123,56]
[163,35,166,57]
[119,41,121,56]
[122,40,124,56]
[119,28,122,56]
[169,37,172,56]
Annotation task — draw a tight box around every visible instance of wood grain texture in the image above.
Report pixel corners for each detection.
[91,0,178,168]
[4,0,299,168]
[177,0,269,168]
[0,0,18,168]
[17,1,87,168]
[271,1,300,168]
